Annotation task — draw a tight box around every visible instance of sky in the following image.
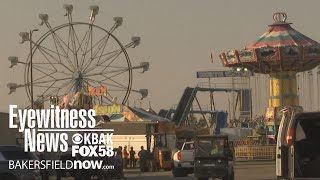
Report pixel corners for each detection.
[1,0,320,116]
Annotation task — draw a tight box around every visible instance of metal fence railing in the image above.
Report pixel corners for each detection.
[234,145,276,160]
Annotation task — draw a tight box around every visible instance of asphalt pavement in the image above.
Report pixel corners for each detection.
[125,161,275,180]
[49,161,276,180]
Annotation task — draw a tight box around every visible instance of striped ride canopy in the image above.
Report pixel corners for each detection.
[247,24,319,48]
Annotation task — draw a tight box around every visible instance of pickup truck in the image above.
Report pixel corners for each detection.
[172,141,194,177]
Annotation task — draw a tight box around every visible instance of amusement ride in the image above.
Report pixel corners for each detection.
[219,12,320,138]
[7,4,149,109]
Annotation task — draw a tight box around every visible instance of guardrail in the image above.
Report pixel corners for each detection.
[235,145,276,160]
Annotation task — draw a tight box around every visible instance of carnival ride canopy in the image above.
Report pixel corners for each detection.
[247,22,318,48]
[219,12,320,74]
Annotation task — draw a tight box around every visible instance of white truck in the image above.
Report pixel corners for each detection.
[172,141,194,177]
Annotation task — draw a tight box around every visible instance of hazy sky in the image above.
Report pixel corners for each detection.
[1,0,320,115]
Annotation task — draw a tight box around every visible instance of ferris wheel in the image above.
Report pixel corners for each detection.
[8,5,149,107]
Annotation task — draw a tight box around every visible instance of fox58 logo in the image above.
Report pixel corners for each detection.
[71,133,114,157]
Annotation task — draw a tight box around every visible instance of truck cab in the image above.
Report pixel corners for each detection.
[172,141,194,177]
[194,135,234,180]
[276,109,320,179]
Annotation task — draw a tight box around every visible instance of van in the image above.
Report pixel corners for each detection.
[276,110,320,179]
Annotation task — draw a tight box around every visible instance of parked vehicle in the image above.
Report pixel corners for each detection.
[77,155,110,180]
[0,145,41,180]
[193,135,234,180]
[276,110,320,179]
[172,141,194,177]
[56,153,77,180]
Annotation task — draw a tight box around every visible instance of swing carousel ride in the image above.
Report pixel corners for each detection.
[7,4,149,113]
[219,12,320,137]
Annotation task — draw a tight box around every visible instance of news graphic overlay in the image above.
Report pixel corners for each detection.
[8,105,115,170]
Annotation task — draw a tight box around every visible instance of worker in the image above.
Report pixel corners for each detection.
[211,142,224,155]
[129,147,136,168]
[138,146,148,172]
[123,146,129,169]
[115,148,125,179]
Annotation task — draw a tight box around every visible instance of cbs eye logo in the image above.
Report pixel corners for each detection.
[72,133,83,145]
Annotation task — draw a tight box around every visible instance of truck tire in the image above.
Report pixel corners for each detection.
[276,177,286,180]
[0,174,17,180]
[223,174,229,180]
[197,178,209,180]
[229,172,235,180]
[223,168,235,180]
[223,172,234,180]
[172,168,187,177]
[81,173,91,180]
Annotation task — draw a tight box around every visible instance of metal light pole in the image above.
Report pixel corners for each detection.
[30,29,38,109]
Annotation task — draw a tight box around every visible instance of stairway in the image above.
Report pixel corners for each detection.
[172,87,198,126]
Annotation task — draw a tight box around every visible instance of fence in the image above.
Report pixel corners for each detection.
[234,145,276,160]
[232,139,261,146]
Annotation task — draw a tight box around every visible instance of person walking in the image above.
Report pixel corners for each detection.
[117,146,127,179]
[129,147,136,168]
[114,149,122,179]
